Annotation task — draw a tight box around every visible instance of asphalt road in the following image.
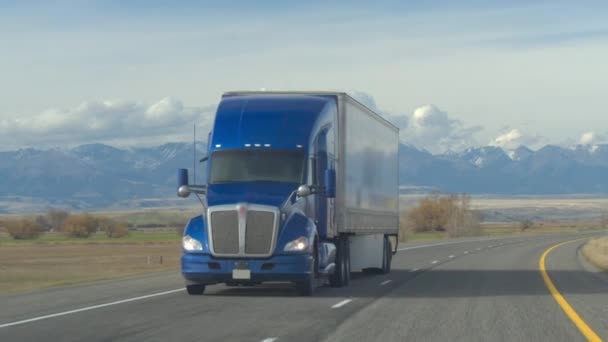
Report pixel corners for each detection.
[1,231,607,342]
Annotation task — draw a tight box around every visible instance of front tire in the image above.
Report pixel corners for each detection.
[186,284,206,295]
[297,244,318,296]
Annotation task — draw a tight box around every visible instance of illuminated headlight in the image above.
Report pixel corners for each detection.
[182,235,203,251]
[284,236,309,252]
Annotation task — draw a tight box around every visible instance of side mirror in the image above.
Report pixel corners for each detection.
[177,185,191,198]
[324,169,336,198]
[297,185,312,197]
[177,169,190,197]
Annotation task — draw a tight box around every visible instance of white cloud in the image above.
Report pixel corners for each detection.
[0,97,215,149]
[578,131,607,145]
[404,105,481,153]
[349,91,480,153]
[490,129,539,150]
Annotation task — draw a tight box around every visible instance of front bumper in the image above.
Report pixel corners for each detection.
[182,253,312,285]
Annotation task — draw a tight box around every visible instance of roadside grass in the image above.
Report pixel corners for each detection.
[403,222,604,242]
[582,237,608,271]
[100,208,199,228]
[2,205,605,293]
[0,242,181,294]
[0,231,180,246]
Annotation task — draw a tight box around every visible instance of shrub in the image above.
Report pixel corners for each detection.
[5,219,42,240]
[176,224,186,236]
[600,212,608,229]
[399,209,409,242]
[520,220,533,231]
[35,215,51,231]
[99,218,129,238]
[445,195,481,238]
[62,213,98,238]
[404,193,481,238]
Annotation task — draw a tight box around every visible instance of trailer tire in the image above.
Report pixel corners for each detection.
[382,236,392,274]
[330,238,348,287]
[344,237,351,285]
[186,284,206,295]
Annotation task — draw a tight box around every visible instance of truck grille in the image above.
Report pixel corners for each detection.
[208,204,278,257]
[209,211,239,254]
[245,211,275,254]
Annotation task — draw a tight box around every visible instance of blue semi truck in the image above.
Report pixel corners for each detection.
[177,91,399,295]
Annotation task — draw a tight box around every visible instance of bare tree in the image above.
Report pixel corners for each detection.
[46,209,69,232]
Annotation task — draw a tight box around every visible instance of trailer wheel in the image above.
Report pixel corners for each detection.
[344,237,351,285]
[297,243,318,296]
[330,238,348,287]
[186,284,206,295]
[382,236,392,274]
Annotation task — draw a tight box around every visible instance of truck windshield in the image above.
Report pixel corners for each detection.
[209,150,305,184]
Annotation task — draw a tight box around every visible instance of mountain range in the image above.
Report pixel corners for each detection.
[2,142,608,213]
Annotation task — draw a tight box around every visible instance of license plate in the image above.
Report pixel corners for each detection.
[232,269,251,280]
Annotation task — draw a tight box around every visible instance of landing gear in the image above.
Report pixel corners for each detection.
[329,236,350,287]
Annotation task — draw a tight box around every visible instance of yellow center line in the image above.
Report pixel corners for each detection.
[539,239,603,342]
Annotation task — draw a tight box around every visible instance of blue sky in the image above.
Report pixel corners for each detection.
[1,1,608,152]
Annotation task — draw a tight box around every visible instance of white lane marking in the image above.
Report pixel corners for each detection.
[261,338,277,342]
[476,248,481,251]
[464,251,469,254]
[331,299,353,309]
[410,268,419,272]
[431,260,439,264]
[449,255,455,258]
[0,288,185,329]
[380,280,392,286]
[488,245,493,248]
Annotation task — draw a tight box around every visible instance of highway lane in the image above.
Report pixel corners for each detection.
[1,232,606,342]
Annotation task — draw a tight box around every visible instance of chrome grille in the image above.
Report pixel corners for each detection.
[210,211,239,254]
[207,204,278,257]
[245,211,275,254]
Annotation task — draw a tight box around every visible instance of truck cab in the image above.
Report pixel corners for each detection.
[178,92,398,296]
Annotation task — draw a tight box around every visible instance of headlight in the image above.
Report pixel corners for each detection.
[182,235,203,251]
[284,236,309,252]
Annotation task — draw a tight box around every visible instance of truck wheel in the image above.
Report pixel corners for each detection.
[329,238,347,287]
[382,236,392,274]
[186,284,206,295]
[344,237,351,285]
[297,244,318,296]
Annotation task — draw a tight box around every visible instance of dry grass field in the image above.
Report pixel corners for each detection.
[0,209,194,294]
[0,241,180,293]
[402,221,603,242]
[2,197,607,294]
[582,237,608,271]
[401,195,608,222]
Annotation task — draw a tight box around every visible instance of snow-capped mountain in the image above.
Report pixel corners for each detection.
[2,142,608,213]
